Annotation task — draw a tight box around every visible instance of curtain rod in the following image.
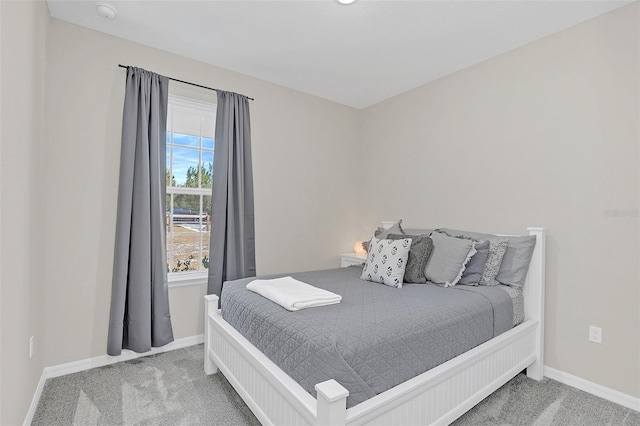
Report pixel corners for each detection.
[118,64,254,101]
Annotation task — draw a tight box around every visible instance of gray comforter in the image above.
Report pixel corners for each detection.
[221,266,513,408]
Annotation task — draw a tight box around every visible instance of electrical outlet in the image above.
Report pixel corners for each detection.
[589,326,602,344]
[29,336,34,359]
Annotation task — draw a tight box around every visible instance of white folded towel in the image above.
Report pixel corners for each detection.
[246,276,342,311]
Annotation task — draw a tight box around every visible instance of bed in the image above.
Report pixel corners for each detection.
[204,227,545,425]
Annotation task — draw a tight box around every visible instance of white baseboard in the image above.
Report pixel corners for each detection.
[45,334,204,379]
[544,366,640,412]
[23,369,48,426]
[23,334,204,425]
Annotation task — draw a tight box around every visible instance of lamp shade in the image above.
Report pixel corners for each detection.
[354,241,367,255]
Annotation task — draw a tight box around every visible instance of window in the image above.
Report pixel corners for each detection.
[165,96,215,280]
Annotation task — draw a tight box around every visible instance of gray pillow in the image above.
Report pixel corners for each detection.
[433,229,489,286]
[425,232,476,287]
[440,228,536,288]
[365,219,405,252]
[374,219,404,239]
[495,235,536,288]
[388,233,432,284]
[403,228,434,235]
[458,240,489,285]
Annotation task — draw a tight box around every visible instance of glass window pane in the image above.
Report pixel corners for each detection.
[166,233,173,273]
[169,231,200,272]
[202,137,214,150]
[201,150,213,166]
[166,193,173,225]
[172,194,199,218]
[201,151,214,189]
[172,133,199,147]
[171,146,199,187]
[166,97,217,275]
[166,145,173,187]
[170,193,202,272]
[203,195,212,216]
[201,232,210,270]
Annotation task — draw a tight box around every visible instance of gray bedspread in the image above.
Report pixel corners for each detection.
[221,266,513,408]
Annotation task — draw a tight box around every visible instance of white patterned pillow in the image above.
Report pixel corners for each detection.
[361,237,412,288]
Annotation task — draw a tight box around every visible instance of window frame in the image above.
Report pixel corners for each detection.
[165,95,216,287]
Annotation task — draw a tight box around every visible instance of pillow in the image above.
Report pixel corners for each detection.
[425,232,476,287]
[364,219,404,252]
[374,219,405,239]
[433,229,490,286]
[403,228,433,236]
[495,235,536,288]
[478,238,508,286]
[387,233,433,284]
[440,228,536,288]
[458,240,489,286]
[361,237,412,288]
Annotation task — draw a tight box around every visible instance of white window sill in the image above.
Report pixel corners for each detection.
[168,271,208,288]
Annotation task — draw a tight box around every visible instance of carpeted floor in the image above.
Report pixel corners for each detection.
[33,345,259,425]
[33,344,639,425]
[452,373,639,426]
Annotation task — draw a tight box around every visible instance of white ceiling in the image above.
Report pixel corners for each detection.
[47,0,631,109]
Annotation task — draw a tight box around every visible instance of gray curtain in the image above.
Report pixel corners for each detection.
[108,67,174,356]
[207,91,256,297]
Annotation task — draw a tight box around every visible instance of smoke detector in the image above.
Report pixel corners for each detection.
[96,3,117,19]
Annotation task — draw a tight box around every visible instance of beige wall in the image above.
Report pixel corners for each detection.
[42,18,361,367]
[0,1,49,424]
[359,4,639,398]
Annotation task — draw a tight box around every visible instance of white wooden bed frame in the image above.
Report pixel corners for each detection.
[204,227,545,426]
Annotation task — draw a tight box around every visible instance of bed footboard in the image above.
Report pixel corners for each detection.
[345,320,537,425]
[205,294,538,426]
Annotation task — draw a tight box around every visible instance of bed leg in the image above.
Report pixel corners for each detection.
[204,294,219,375]
[315,380,349,426]
[527,360,543,381]
[205,353,218,375]
[526,320,544,381]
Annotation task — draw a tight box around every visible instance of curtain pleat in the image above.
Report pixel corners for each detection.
[108,67,173,356]
[207,91,256,298]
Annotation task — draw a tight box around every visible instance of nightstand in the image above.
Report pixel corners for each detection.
[340,253,367,268]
